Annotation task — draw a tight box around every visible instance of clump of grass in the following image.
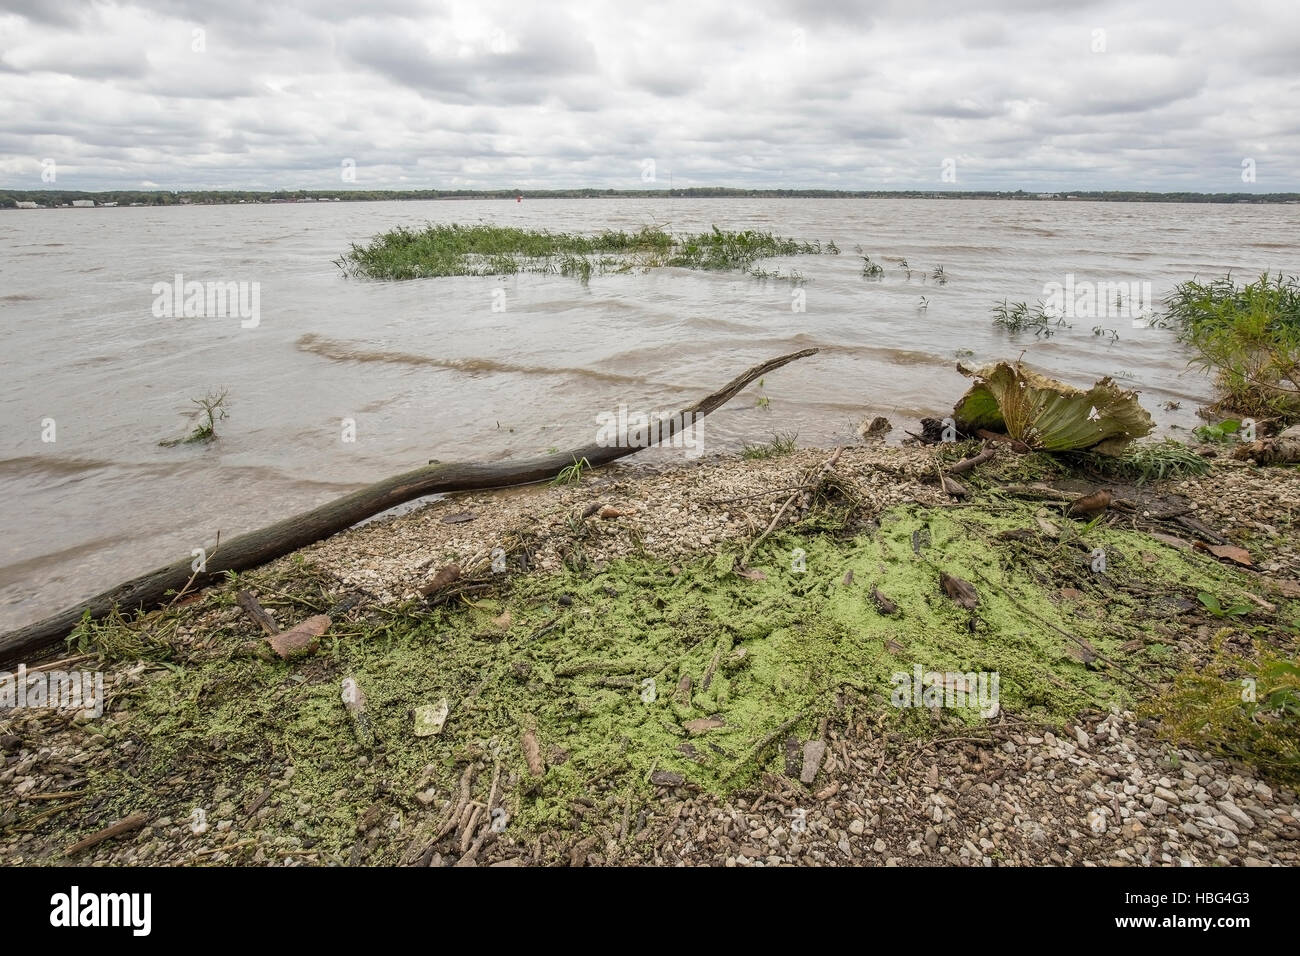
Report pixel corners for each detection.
[1147,634,1300,784]
[552,455,591,485]
[337,223,828,283]
[861,256,884,279]
[68,607,177,662]
[1080,439,1210,484]
[1164,272,1300,421]
[740,431,798,460]
[991,299,1069,338]
[160,388,229,446]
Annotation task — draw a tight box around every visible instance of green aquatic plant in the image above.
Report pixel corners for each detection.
[991,299,1068,338]
[1164,272,1300,420]
[953,362,1153,455]
[160,388,229,446]
[336,223,830,283]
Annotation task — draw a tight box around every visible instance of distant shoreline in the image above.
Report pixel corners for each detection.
[5,187,1300,209]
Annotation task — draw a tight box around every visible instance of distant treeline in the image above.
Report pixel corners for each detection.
[3,187,1299,207]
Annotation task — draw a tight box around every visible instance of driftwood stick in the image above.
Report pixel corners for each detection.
[946,444,996,476]
[236,590,280,635]
[65,811,149,856]
[1,349,818,663]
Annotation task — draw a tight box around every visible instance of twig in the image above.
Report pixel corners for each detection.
[236,590,280,635]
[12,798,84,832]
[966,567,1156,690]
[433,764,475,843]
[946,444,996,475]
[166,531,221,608]
[24,790,84,801]
[193,838,257,858]
[740,447,844,568]
[65,811,149,856]
[726,712,806,782]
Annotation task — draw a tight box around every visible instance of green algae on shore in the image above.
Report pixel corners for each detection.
[40,488,1289,864]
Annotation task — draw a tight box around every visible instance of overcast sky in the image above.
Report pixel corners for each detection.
[2,0,1297,192]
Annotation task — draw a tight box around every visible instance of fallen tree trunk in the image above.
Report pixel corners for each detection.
[0,349,818,664]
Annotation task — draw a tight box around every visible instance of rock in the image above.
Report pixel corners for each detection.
[1154,786,1180,805]
[1216,800,1255,831]
[800,740,827,785]
[413,699,450,737]
[849,819,865,836]
[1076,727,1090,749]
[267,614,331,658]
[1087,809,1107,834]
[858,416,892,440]
[873,838,887,853]
[1150,798,1169,816]
[683,717,726,734]
[924,827,939,848]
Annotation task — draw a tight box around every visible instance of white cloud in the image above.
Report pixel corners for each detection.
[0,0,1296,191]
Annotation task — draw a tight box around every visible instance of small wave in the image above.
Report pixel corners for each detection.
[0,536,122,579]
[0,455,118,477]
[0,293,40,302]
[296,333,649,385]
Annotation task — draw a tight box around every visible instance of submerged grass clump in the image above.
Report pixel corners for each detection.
[336,223,827,282]
[991,299,1069,338]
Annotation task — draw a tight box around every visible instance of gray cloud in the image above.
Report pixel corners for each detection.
[0,0,1295,191]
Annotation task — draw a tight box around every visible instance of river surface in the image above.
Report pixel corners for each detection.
[3,197,1298,630]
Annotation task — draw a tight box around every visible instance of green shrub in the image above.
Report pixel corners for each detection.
[1164,273,1300,421]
